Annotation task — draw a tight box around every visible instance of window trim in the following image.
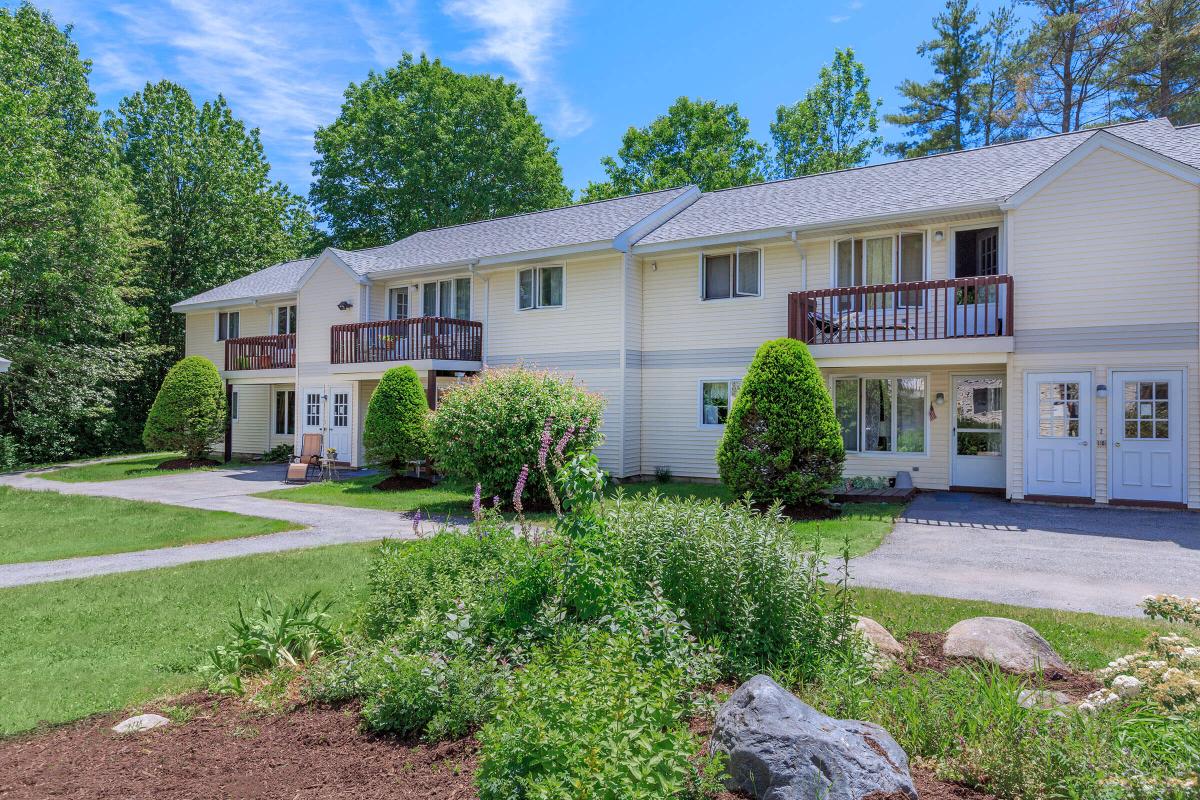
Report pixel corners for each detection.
[388,286,410,321]
[830,230,929,290]
[947,221,1006,279]
[276,304,297,335]
[230,389,239,421]
[697,377,743,429]
[420,275,472,319]
[830,373,931,457]
[515,264,567,312]
[698,247,764,302]
[215,310,241,342]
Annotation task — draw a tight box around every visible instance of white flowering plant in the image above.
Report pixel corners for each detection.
[1094,633,1200,713]
[1142,594,1200,627]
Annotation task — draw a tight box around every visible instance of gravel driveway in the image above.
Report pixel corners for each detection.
[851,492,1200,617]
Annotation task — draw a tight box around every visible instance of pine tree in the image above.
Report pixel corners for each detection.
[885,0,985,157]
[1112,0,1200,123]
[976,4,1030,144]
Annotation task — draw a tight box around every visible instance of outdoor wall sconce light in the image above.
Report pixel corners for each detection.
[933,230,945,242]
[337,300,353,311]
[1096,384,1108,398]
[934,392,946,406]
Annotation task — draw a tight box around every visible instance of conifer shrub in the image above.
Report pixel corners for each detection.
[142,356,226,460]
[362,366,430,476]
[716,338,844,507]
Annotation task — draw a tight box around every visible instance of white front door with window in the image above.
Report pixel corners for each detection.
[1110,370,1185,504]
[1024,372,1093,499]
[951,375,1005,489]
[327,386,352,463]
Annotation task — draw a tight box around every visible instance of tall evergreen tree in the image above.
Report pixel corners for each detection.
[106,81,318,403]
[0,3,150,461]
[771,48,883,178]
[1111,0,1200,123]
[581,97,768,201]
[885,0,985,157]
[1022,0,1135,132]
[311,54,571,250]
[976,4,1030,144]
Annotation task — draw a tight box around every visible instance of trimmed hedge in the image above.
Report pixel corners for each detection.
[716,338,844,507]
[429,367,604,505]
[142,356,226,459]
[363,366,430,476]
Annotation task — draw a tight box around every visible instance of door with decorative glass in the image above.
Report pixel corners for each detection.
[1110,371,1184,504]
[327,386,352,463]
[951,375,1005,488]
[1024,372,1092,498]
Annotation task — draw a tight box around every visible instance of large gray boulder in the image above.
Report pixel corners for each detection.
[710,675,916,800]
[943,616,1068,674]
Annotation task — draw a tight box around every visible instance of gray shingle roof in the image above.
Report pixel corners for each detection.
[172,257,316,309]
[330,186,691,275]
[637,119,1193,246]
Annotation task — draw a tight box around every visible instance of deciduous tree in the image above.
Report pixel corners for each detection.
[771,48,883,178]
[142,356,227,460]
[311,54,571,250]
[581,97,768,201]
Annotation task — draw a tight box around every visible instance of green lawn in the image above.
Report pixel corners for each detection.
[37,452,251,483]
[853,586,1177,670]
[0,542,376,735]
[0,487,297,564]
[258,477,903,557]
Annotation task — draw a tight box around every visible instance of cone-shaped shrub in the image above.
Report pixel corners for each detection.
[142,356,227,460]
[363,366,430,476]
[716,338,844,507]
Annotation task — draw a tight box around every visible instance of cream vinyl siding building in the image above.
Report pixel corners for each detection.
[175,119,1200,509]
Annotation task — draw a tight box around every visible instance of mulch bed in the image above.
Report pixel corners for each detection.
[901,632,1101,699]
[374,475,436,491]
[156,457,220,471]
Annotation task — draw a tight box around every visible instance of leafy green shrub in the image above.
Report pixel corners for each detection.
[430,367,605,505]
[363,366,430,476]
[0,434,18,471]
[204,593,339,692]
[716,338,844,507]
[602,492,849,676]
[360,651,504,739]
[476,627,707,800]
[261,442,294,463]
[142,356,227,459]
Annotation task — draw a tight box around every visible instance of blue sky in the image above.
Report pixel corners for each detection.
[28,0,1017,198]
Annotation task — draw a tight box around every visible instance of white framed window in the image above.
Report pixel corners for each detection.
[833,376,927,454]
[701,248,761,301]
[833,233,926,309]
[388,287,410,320]
[699,379,741,427]
[217,311,240,341]
[276,305,297,335]
[230,390,239,421]
[422,278,471,319]
[275,389,295,435]
[517,265,565,310]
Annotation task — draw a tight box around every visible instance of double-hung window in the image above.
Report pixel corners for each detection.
[702,249,760,300]
[422,278,472,319]
[699,379,741,426]
[517,266,564,310]
[833,376,927,453]
[275,390,295,435]
[217,311,240,341]
[834,233,925,310]
[230,390,239,421]
[276,305,297,335]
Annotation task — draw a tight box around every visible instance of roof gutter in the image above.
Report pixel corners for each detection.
[170,292,297,314]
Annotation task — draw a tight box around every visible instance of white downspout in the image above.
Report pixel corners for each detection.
[790,230,806,290]
[468,261,486,366]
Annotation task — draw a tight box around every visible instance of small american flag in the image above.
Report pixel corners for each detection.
[928,403,937,422]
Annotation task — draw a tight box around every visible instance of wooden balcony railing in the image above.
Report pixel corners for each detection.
[224,333,296,370]
[787,274,1013,345]
[330,317,483,365]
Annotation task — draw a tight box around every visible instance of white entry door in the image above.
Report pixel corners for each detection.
[1024,372,1093,499]
[327,386,352,463]
[1110,371,1185,504]
[951,375,1005,488]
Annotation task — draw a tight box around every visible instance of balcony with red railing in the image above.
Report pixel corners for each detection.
[330,317,483,365]
[224,333,296,371]
[787,274,1013,347]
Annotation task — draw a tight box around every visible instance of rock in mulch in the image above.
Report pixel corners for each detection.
[943,617,1068,675]
[112,714,170,733]
[856,616,904,661]
[711,674,916,800]
[1016,689,1071,710]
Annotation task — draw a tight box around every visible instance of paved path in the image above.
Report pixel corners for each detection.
[0,463,451,588]
[851,492,1200,617]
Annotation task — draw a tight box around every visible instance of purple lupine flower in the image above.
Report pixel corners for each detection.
[513,464,530,513]
[471,483,482,521]
[555,424,576,458]
[537,417,554,470]
[493,495,501,508]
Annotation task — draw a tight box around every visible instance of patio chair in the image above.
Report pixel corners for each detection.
[285,433,323,483]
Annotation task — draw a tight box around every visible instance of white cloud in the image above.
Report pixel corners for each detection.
[442,0,591,137]
[828,14,849,23]
[346,0,429,66]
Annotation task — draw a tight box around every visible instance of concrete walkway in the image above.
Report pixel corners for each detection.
[0,463,451,588]
[851,492,1200,617]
